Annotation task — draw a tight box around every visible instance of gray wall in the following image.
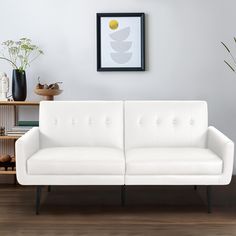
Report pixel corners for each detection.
[1,0,236,172]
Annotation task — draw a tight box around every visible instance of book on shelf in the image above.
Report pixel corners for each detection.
[6,133,24,137]
[7,131,27,133]
[17,121,39,126]
[6,121,39,137]
[11,126,34,131]
[7,131,27,135]
[7,126,34,136]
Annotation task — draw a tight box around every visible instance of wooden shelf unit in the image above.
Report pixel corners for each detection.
[0,136,21,140]
[0,170,16,175]
[0,101,39,106]
[0,101,39,176]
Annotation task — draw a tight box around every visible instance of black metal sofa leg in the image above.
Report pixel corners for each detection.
[48,186,51,192]
[207,186,212,213]
[36,186,42,215]
[194,185,197,191]
[121,185,126,206]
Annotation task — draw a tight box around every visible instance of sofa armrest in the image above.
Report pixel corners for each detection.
[16,127,40,179]
[207,126,234,183]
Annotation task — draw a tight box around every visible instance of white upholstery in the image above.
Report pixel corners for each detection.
[125,175,228,186]
[126,148,222,175]
[16,101,234,186]
[125,101,208,149]
[207,126,234,184]
[40,101,124,149]
[27,147,125,175]
[16,127,40,183]
[16,127,124,185]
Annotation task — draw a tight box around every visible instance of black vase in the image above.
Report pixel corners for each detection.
[12,69,27,101]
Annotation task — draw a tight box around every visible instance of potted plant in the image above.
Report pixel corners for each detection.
[221,38,236,73]
[0,38,43,101]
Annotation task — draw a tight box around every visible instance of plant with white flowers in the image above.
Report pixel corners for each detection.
[0,38,43,71]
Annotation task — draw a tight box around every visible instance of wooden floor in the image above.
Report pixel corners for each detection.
[1,178,236,235]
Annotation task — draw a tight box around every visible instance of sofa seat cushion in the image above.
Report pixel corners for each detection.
[27,147,125,175]
[126,148,222,175]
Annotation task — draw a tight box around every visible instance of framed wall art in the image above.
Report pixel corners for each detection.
[97,13,145,71]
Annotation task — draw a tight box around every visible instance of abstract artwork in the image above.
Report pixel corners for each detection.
[97,13,145,71]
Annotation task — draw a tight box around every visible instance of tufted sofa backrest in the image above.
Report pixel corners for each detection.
[125,101,208,149]
[39,101,124,149]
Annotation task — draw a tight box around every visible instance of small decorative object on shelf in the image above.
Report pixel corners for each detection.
[12,69,27,101]
[34,77,63,100]
[0,72,9,101]
[0,154,11,163]
[0,155,15,171]
[0,126,5,136]
[0,38,43,101]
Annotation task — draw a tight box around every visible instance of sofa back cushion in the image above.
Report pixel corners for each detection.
[125,101,208,149]
[39,101,124,149]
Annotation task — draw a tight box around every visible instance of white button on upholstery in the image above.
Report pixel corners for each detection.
[190,119,195,125]
[53,118,58,125]
[137,117,143,125]
[156,118,161,125]
[88,117,93,125]
[105,117,111,125]
[172,118,177,125]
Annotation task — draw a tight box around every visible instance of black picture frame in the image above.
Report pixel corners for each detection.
[97,13,145,71]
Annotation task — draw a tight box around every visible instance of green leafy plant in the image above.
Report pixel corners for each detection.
[0,38,43,71]
[221,38,236,73]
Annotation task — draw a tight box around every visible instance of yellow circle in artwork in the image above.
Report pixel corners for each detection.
[109,20,119,30]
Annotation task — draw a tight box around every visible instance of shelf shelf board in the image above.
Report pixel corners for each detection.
[0,136,21,140]
[0,170,16,175]
[0,101,39,106]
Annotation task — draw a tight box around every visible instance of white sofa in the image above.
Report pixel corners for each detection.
[16,101,234,214]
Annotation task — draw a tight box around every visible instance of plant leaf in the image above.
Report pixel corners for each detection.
[224,60,235,72]
[221,42,231,53]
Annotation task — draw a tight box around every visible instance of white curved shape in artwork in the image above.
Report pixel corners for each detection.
[110,52,132,64]
[110,41,132,53]
[110,27,130,41]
